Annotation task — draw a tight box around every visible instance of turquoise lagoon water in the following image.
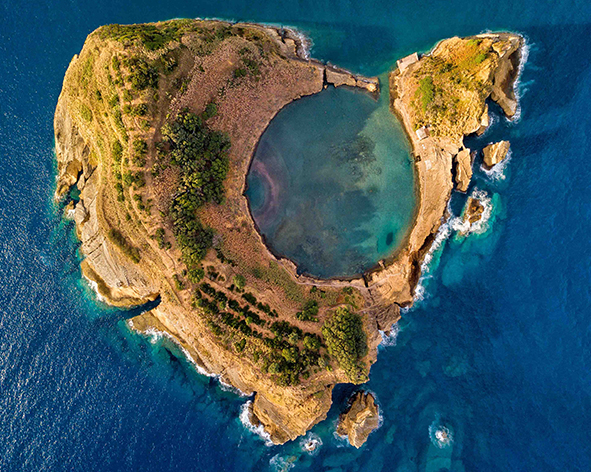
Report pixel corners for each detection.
[246,85,414,278]
[2,0,591,471]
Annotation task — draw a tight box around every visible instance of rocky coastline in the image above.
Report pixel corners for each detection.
[54,20,523,444]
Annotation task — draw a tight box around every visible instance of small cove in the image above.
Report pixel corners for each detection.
[246,81,415,278]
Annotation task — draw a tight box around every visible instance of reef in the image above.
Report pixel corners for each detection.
[336,391,380,448]
[54,19,522,444]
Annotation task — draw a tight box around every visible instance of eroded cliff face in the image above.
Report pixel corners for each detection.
[365,32,523,307]
[55,23,522,444]
[336,391,380,448]
[55,20,384,445]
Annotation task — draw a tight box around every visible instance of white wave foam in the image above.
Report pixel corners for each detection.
[299,432,322,455]
[379,322,400,347]
[428,420,454,449]
[290,29,312,59]
[464,188,493,235]
[410,205,455,305]
[409,189,493,305]
[481,149,512,182]
[131,323,248,397]
[239,401,274,446]
[139,326,215,376]
[269,454,297,472]
[508,37,531,124]
[82,275,106,303]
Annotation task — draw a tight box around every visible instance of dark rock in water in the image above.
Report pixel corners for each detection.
[336,391,380,448]
[386,232,394,246]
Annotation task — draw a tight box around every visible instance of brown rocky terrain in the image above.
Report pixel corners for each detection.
[336,391,380,448]
[483,140,511,169]
[55,21,523,444]
[463,197,485,224]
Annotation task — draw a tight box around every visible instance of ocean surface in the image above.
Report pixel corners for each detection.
[1,0,591,470]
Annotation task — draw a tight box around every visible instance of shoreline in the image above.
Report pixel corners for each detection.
[54,22,524,444]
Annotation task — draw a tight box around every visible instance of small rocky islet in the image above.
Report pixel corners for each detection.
[54,19,522,445]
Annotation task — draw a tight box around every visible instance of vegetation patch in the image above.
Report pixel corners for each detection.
[107,228,140,263]
[322,307,367,382]
[162,108,230,278]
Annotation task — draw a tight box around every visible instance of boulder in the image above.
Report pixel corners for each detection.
[463,197,484,224]
[454,149,473,192]
[482,141,510,169]
[336,391,380,448]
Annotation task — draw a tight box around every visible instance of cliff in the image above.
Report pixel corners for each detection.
[364,32,523,306]
[336,391,380,448]
[55,21,522,444]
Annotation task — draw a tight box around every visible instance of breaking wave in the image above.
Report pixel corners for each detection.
[269,454,297,472]
[481,149,512,182]
[299,432,322,455]
[409,188,494,305]
[509,37,531,124]
[82,275,106,303]
[128,322,249,396]
[239,401,274,446]
[379,322,400,347]
[429,419,454,449]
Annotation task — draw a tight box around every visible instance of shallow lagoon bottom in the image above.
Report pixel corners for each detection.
[246,83,415,278]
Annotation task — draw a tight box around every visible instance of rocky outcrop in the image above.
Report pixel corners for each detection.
[365,33,522,307]
[336,391,380,448]
[463,197,485,224]
[490,38,523,118]
[454,148,473,192]
[483,141,510,169]
[324,65,379,94]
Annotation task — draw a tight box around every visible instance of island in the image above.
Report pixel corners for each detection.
[54,19,523,445]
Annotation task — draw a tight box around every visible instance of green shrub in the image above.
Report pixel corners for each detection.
[418,76,435,111]
[173,274,185,290]
[125,57,159,90]
[132,139,148,166]
[162,109,230,274]
[234,338,246,353]
[233,274,246,290]
[296,300,319,322]
[80,104,93,122]
[203,102,218,120]
[303,335,321,351]
[99,21,201,51]
[322,307,367,382]
[107,228,140,263]
[112,140,123,163]
[474,52,487,64]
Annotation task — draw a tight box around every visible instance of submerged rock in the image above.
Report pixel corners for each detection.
[336,391,380,448]
[482,141,510,169]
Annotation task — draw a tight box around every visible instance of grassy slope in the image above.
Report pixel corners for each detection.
[61,20,371,390]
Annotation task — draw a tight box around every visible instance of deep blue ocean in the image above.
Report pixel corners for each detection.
[1,0,591,470]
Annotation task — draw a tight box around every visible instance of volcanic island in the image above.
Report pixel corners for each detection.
[54,19,522,445]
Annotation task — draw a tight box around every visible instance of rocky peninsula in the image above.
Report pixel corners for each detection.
[54,19,523,444]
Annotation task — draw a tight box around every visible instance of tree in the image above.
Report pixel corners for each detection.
[322,307,368,382]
